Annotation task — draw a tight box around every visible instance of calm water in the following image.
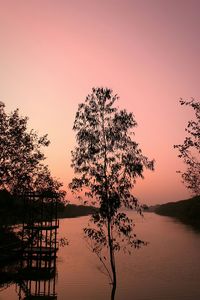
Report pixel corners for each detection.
[1,212,200,300]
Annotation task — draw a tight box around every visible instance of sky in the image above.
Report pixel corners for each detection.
[0,0,199,205]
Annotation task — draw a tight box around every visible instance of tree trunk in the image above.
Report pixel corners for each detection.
[111,273,117,300]
[108,220,117,300]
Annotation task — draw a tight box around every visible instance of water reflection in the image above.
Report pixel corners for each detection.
[16,263,57,299]
[2,213,200,300]
[0,257,57,300]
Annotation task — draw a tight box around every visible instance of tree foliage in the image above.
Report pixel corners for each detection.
[0,101,65,199]
[174,98,200,195]
[70,87,154,299]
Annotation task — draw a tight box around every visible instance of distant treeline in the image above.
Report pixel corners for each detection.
[58,204,97,218]
[149,196,200,229]
[0,190,97,226]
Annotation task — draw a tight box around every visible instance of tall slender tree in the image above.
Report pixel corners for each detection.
[70,87,154,299]
[174,98,200,195]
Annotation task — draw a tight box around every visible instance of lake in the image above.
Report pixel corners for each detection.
[1,212,200,300]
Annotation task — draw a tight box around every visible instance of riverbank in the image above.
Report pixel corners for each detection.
[58,203,97,218]
[150,195,200,229]
[0,203,97,226]
[0,189,97,226]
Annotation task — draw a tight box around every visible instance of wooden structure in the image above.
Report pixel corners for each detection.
[17,192,59,299]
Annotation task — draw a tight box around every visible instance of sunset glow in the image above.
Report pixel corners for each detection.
[0,0,199,204]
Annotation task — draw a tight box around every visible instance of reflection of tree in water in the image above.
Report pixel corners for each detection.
[0,225,21,290]
[0,192,61,300]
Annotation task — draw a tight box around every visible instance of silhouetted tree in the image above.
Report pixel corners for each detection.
[0,101,65,199]
[69,87,154,300]
[174,98,200,195]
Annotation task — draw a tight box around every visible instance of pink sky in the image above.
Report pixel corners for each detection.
[0,0,199,204]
